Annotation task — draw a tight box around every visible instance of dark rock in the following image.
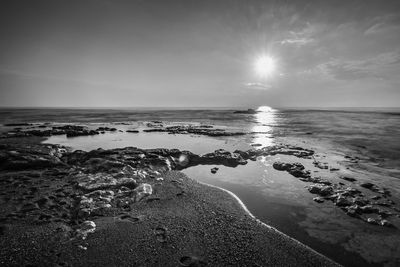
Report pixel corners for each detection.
[353,197,369,206]
[359,205,379,214]
[308,184,333,196]
[211,167,219,174]
[3,123,31,126]
[313,197,324,203]
[233,109,258,114]
[273,162,310,178]
[335,195,352,207]
[360,182,380,192]
[341,176,357,182]
[251,143,262,147]
[313,161,328,169]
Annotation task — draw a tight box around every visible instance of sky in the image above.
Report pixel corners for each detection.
[0,0,400,108]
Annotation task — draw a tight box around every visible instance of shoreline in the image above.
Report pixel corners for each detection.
[0,135,339,266]
[198,180,339,263]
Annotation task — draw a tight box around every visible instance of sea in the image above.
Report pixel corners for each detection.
[1,107,399,266]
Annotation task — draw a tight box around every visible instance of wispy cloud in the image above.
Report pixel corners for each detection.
[278,23,322,47]
[314,51,400,80]
[243,82,271,90]
[364,14,400,35]
[280,37,314,46]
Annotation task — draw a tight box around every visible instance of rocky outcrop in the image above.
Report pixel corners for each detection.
[233,109,258,114]
[272,162,311,178]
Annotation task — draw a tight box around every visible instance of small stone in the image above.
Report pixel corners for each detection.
[78,245,87,250]
[380,220,392,227]
[133,183,153,202]
[77,221,96,240]
[313,197,324,203]
[366,218,379,225]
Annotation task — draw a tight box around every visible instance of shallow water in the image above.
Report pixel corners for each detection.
[1,107,400,266]
[44,131,250,155]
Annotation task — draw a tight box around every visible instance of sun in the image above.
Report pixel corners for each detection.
[254,55,276,78]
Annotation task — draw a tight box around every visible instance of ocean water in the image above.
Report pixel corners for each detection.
[1,107,400,266]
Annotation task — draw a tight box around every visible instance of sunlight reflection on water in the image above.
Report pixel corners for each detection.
[251,106,276,147]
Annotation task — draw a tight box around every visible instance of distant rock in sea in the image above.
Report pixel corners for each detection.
[233,109,258,114]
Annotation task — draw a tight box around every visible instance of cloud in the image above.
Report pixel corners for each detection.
[280,37,314,46]
[244,82,271,90]
[315,51,400,80]
[278,23,323,47]
[364,14,400,35]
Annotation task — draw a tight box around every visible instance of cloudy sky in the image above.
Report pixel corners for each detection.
[0,0,399,107]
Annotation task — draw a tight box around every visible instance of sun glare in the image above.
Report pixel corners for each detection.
[254,55,276,78]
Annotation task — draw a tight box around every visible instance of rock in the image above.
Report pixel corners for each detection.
[359,205,379,214]
[126,130,139,133]
[233,109,257,114]
[353,197,369,206]
[360,182,380,192]
[3,123,31,126]
[133,183,153,202]
[366,218,379,225]
[335,195,351,207]
[341,176,357,182]
[313,161,329,169]
[345,205,361,217]
[308,184,333,196]
[313,197,324,203]
[144,125,246,137]
[199,149,247,167]
[251,143,262,147]
[211,167,219,174]
[339,187,361,197]
[76,173,137,191]
[273,162,310,178]
[76,221,96,239]
[380,220,393,227]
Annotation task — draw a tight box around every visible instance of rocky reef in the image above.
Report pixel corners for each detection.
[1,122,248,138]
[272,161,399,227]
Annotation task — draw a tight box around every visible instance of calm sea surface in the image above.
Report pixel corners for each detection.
[1,107,400,266]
